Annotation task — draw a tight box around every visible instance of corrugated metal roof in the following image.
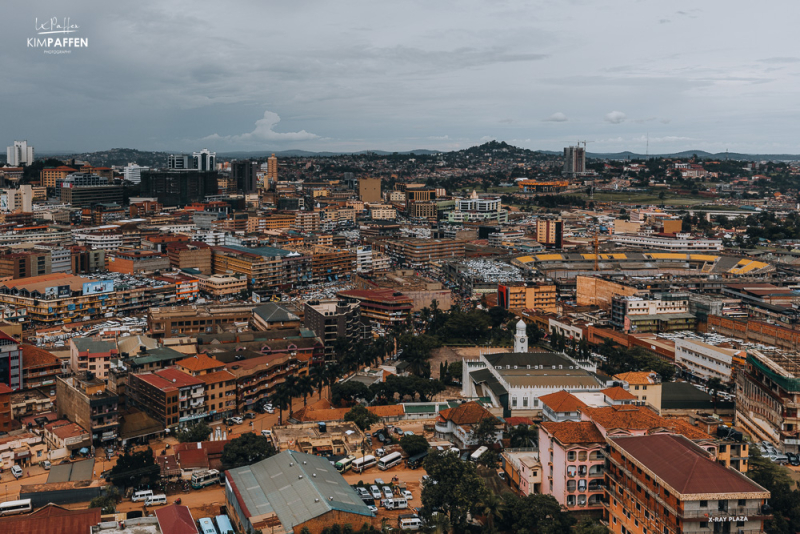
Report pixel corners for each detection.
[228,450,371,531]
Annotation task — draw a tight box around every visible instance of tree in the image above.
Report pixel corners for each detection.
[175,421,212,443]
[297,374,314,407]
[447,361,462,383]
[575,518,610,534]
[497,492,576,534]
[344,404,380,432]
[283,374,300,416]
[221,432,277,470]
[332,381,374,406]
[508,424,537,448]
[310,363,327,399]
[747,448,800,533]
[478,490,504,533]
[89,487,120,514]
[399,434,429,456]
[272,384,291,425]
[472,416,500,447]
[477,449,499,468]
[108,448,160,487]
[422,451,489,531]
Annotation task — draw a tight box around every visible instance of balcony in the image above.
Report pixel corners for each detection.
[682,506,766,519]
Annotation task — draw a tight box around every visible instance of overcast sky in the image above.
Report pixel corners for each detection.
[4,0,800,155]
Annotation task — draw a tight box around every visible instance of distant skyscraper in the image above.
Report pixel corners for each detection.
[168,154,191,169]
[267,153,278,183]
[6,140,34,166]
[563,145,586,177]
[193,149,216,171]
[232,160,259,193]
[123,163,148,184]
[536,217,563,249]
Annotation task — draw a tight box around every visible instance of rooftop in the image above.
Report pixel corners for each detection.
[612,434,769,497]
[226,450,372,532]
[0,504,100,534]
[539,390,588,412]
[541,421,605,445]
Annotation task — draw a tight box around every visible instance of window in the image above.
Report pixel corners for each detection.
[699,500,708,507]
[512,397,517,407]
[523,397,528,407]
[737,499,746,506]
[736,521,745,527]
[700,522,708,529]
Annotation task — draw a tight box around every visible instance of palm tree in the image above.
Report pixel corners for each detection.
[272,385,290,426]
[479,491,504,533]
[323,363,341,393]
[297,375,314,407]
[283,375,299,417]
[309,364,327,399]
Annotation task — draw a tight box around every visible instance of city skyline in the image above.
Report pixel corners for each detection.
[3,1,800,155]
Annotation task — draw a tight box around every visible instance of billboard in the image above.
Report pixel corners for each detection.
[44,285,71,299]
[82,280,114,295]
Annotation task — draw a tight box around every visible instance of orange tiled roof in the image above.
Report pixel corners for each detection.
[601,386,637,401]
[541,421,604,445]
[438,401,497,425]
[585,405,712,440]
[539,390,587,412]
[613,371,659,385]
[176,354,225,372]
[197,370,235,385]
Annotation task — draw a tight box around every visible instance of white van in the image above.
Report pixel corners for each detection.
[385,498,408,510]
[10,465,22,479]
[399,516,422,530]
[132,490,154,502]
[144,494,167,506]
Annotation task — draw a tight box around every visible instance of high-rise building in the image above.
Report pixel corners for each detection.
[6,140,34,166]
[123,163,148,184]
[563,145,586,177]
[267,153,278,183]
[4,185,32,212]
[535,217,563,249]
[140,170,219,205]
[193,148,216,171]
[358,177,381,202]
[232,160,259,193]
[167,154,191,169]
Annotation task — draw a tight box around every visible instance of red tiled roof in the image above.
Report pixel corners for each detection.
[21,345,60,369]
[539,390,587,413]
[613,434,768,496]
[584,406,712,440]
[155,504,199,534]
[601,386,637,401]
[0,383,12,395]
[177,448,208,469]
[198,370,235,385]
[505,417,534,427]
[438,401,498,426]
[541,421,604,445]
[0,503,101,534]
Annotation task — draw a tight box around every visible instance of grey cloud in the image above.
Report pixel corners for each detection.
[543,112,568,122]
[605,111,627,124]
[201,110,319,144]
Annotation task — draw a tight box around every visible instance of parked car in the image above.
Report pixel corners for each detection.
[787,452,800,466]
[374,478,385,486]
[11,465,22,478]
[228,416,244,425]
[368,504,378,514]
[394,427,403,436]
[261,430,272,438]
[370,485,382,500]
[383,486,393,499]
[42,460,51,470]
[244,412,256,420]
[401,489,413,500]
[375,448,385,457]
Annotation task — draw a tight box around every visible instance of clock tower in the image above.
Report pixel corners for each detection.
[514,319,528,353]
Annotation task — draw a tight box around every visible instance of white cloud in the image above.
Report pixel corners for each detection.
[427,135,451,140]
[543,112,568,122]
[480,135,496,142]
[202,110,319,144]
[605,111,627,124]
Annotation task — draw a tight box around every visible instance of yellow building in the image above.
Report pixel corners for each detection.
[498,283,557,313]
[197,274,248,297]
[40,166,77,188]
[613,371,662,413]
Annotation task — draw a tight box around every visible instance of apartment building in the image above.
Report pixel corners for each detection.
[384,238,466,267]
[539,421,606,512]
[536,217,563,249]
[176,354,236,421]
[107,249,170,275]
[147,304,254,338]
[127,368,205,429]
[434,401,503,449]
[56,374,120,445]
[611,294,697,334]
[604,434,770,534]
[304,298,366,359]
[69,337,119,380]
[337,289,413,327]
[211,245,291,289]
[166,242,212,274]
[498,283,557,313]
[675,337,739,383]
[20,345,61,389]
[294,211,321,233]
[0,331,23,391]
[0,384,11,432]
[613,372,663,413]
[197,274,247,297]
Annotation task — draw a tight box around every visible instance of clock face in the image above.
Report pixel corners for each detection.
[519,337,526,343]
